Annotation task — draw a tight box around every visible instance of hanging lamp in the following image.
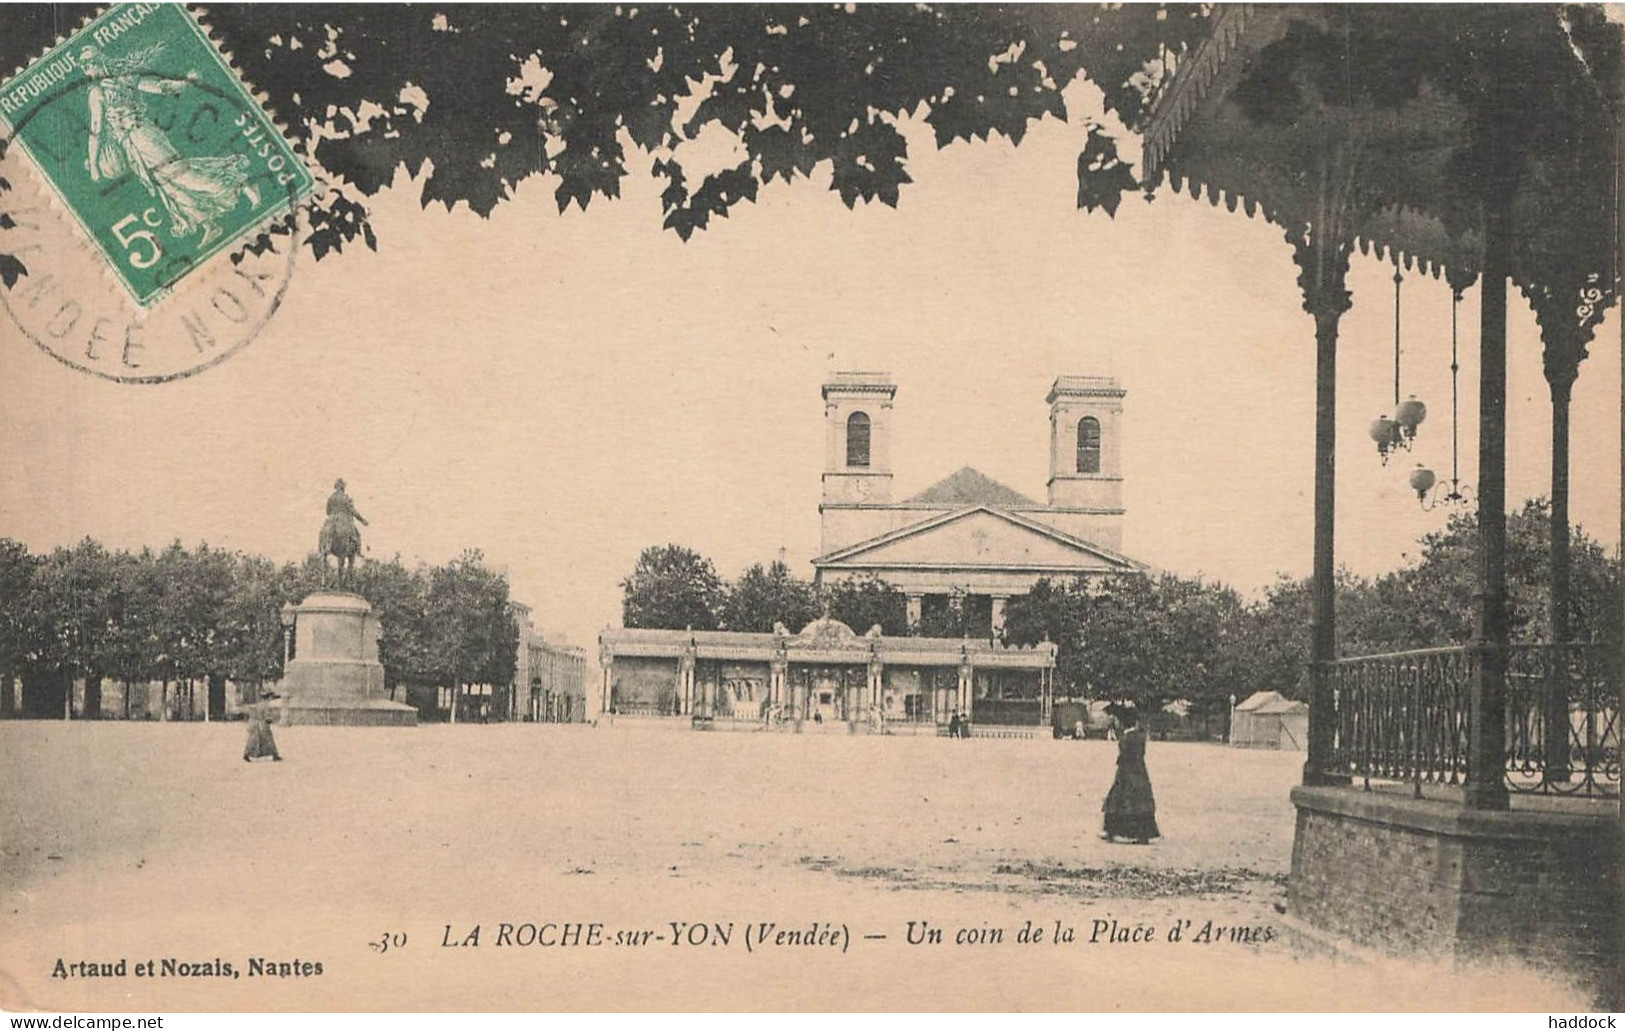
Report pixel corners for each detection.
[1414,281,1473,509]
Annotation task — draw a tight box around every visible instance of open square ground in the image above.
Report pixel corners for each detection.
[0,723,1592,1011]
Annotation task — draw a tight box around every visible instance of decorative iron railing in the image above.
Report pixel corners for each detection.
[608,703,682,718]
[1322,643,1619,798]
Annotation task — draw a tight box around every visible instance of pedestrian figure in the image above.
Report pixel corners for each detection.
[243,690,283,762]
[958,711,972,739]
[947,711,961,738]
[1101,704,1158,844]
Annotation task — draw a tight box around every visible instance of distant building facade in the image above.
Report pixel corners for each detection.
[812,372,1144,632]
[600,614,1057,730]
[512,601,588,723]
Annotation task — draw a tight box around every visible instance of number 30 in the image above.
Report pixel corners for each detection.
[111,208,163,269]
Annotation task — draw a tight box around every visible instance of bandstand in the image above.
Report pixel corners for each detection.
[1139,5,1622,1002]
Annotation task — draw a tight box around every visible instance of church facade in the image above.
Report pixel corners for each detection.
[813,372,1144,631]
[597,370,1140,732]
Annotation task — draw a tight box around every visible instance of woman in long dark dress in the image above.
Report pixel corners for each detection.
[1101,706,1159,843]
[243,691,283,762]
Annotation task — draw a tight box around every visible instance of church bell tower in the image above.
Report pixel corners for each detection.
[821,371,895,506]
[1047,375,1125,517]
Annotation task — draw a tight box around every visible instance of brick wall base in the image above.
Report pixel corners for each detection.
[1289,786,1621,1007]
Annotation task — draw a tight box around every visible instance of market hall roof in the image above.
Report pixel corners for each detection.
[600,621,1058,668]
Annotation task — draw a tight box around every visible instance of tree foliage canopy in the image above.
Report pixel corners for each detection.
[721,559,819,634]
[1002,497,1622,715]
[621,544,727,631]
[0,2,1202,277]
[0,537,521,710]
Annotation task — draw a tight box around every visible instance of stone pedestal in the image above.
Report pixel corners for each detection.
[1288,785,1621,1007]
[280,591,417,726]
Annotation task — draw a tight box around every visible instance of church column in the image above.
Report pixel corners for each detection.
[906,594,923,631]
[990,595,1009,634]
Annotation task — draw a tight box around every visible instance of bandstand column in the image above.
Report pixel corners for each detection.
[990,595,1008,634]
[1615,35,1625,830]
[1544,352,1580,783]
[1292,215,1354,788]
[1530,267,1594,785]
[1466,157,1516,811]
[906,594,923,631]
[957,663,973,719]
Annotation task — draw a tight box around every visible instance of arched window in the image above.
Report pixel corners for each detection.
[846,411,871,468]
[1076,416,1101,474]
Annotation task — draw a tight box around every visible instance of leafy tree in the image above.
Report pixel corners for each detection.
[1228,574,1315,702]
[99,548,162,705]
[0,539,38,714]
[354,555,435,693]
[722,560,818,633]
[1001,576,1088,692]
[22,539,115,704]
[1005,571,1247,716]
[424,550,519,718]
[0,539,38,679]
[0,4,1198,283]
[1346,498,1622,651]
[819,574,909,637]
[917,586,974,639]
[217,552,290,691]
[149,542,236,718]
[621,544,726,631]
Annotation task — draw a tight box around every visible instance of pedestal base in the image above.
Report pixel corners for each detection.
[277,592,417,727]
[1289,785,1621,1007]
[281,697,419,727]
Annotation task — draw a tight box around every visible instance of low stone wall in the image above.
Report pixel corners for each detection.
[1289,785,1622,1005]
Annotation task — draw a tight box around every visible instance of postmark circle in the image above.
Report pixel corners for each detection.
[1,64,309,384]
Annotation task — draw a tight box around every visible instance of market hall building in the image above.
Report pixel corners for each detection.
[599,614,1057,729]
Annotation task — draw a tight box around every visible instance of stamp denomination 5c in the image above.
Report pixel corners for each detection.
[0,3,313,306]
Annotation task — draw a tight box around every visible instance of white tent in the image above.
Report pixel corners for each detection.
[1230,690,1309,750]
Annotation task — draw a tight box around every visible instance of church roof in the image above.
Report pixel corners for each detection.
[905,466,1037,508]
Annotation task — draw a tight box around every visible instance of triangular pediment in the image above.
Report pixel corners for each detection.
[814,506,1139,574]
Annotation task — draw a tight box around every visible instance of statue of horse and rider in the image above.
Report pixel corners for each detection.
[318,478,368,586]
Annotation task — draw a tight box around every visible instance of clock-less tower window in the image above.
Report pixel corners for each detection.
[846,412,871,468]
[1076,416,1101,474]
[820,373,895,541]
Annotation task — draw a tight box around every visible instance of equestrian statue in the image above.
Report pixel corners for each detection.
[318,478,368,586]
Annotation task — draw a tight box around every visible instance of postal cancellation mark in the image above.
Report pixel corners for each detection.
[0,3,313,307]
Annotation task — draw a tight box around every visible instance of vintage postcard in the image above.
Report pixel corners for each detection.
[0,3,1619,1015]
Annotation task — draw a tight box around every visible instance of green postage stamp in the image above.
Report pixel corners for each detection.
[0,3,313,306]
